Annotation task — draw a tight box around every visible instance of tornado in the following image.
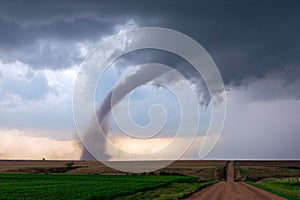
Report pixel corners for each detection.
[80,60,210,160]
[75,28,225,164]
[81,65,172,159]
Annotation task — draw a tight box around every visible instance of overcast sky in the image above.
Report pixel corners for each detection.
[0,0,299,160]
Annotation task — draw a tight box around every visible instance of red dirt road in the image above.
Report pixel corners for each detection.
[185,162,286,200]
[185,182,286,200]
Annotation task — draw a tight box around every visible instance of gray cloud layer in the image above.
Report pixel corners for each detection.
[0,0,299,87]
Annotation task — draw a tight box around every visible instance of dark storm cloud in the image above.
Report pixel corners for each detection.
[0,0,299,87]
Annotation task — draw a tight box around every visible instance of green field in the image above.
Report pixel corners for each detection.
[249,178,300,200]
[115,181,215,200]
[0,174,212,200]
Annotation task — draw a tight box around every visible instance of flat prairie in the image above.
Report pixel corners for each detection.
[0,160,299,180]
[0,160,299,200]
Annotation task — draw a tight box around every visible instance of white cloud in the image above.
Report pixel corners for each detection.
[0,60,79,138]
[114,19,138,34]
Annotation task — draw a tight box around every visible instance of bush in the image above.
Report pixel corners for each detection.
[65,162,74,169]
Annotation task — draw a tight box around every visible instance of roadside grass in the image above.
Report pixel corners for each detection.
[248,178,300,200]
[0,173,202,200]
[239,166,300,181]
[115,181,217,200]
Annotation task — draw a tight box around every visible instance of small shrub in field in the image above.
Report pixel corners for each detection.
[64,162,74,169]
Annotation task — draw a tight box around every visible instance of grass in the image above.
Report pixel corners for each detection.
[239,166,300,181]
[0,173,202,200]
[248,178,300,200]
[115,181,216,200]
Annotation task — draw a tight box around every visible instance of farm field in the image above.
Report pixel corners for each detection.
[0,160,227,181]
[235,161,300,181]
[0,160,300,199]
[0,174,206,200]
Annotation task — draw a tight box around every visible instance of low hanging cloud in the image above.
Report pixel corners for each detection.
[106,136,216,161]
[0,129,81,160]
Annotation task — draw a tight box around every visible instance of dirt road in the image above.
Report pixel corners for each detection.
[227,161,235,183]
[185,161,286,200]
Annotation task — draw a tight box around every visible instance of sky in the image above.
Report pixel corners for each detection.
[0,0,299,160]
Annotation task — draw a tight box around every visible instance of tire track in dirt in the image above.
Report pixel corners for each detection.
[185,161,286,200]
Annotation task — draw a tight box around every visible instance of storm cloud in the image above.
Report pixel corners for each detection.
[0,0,299,88]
